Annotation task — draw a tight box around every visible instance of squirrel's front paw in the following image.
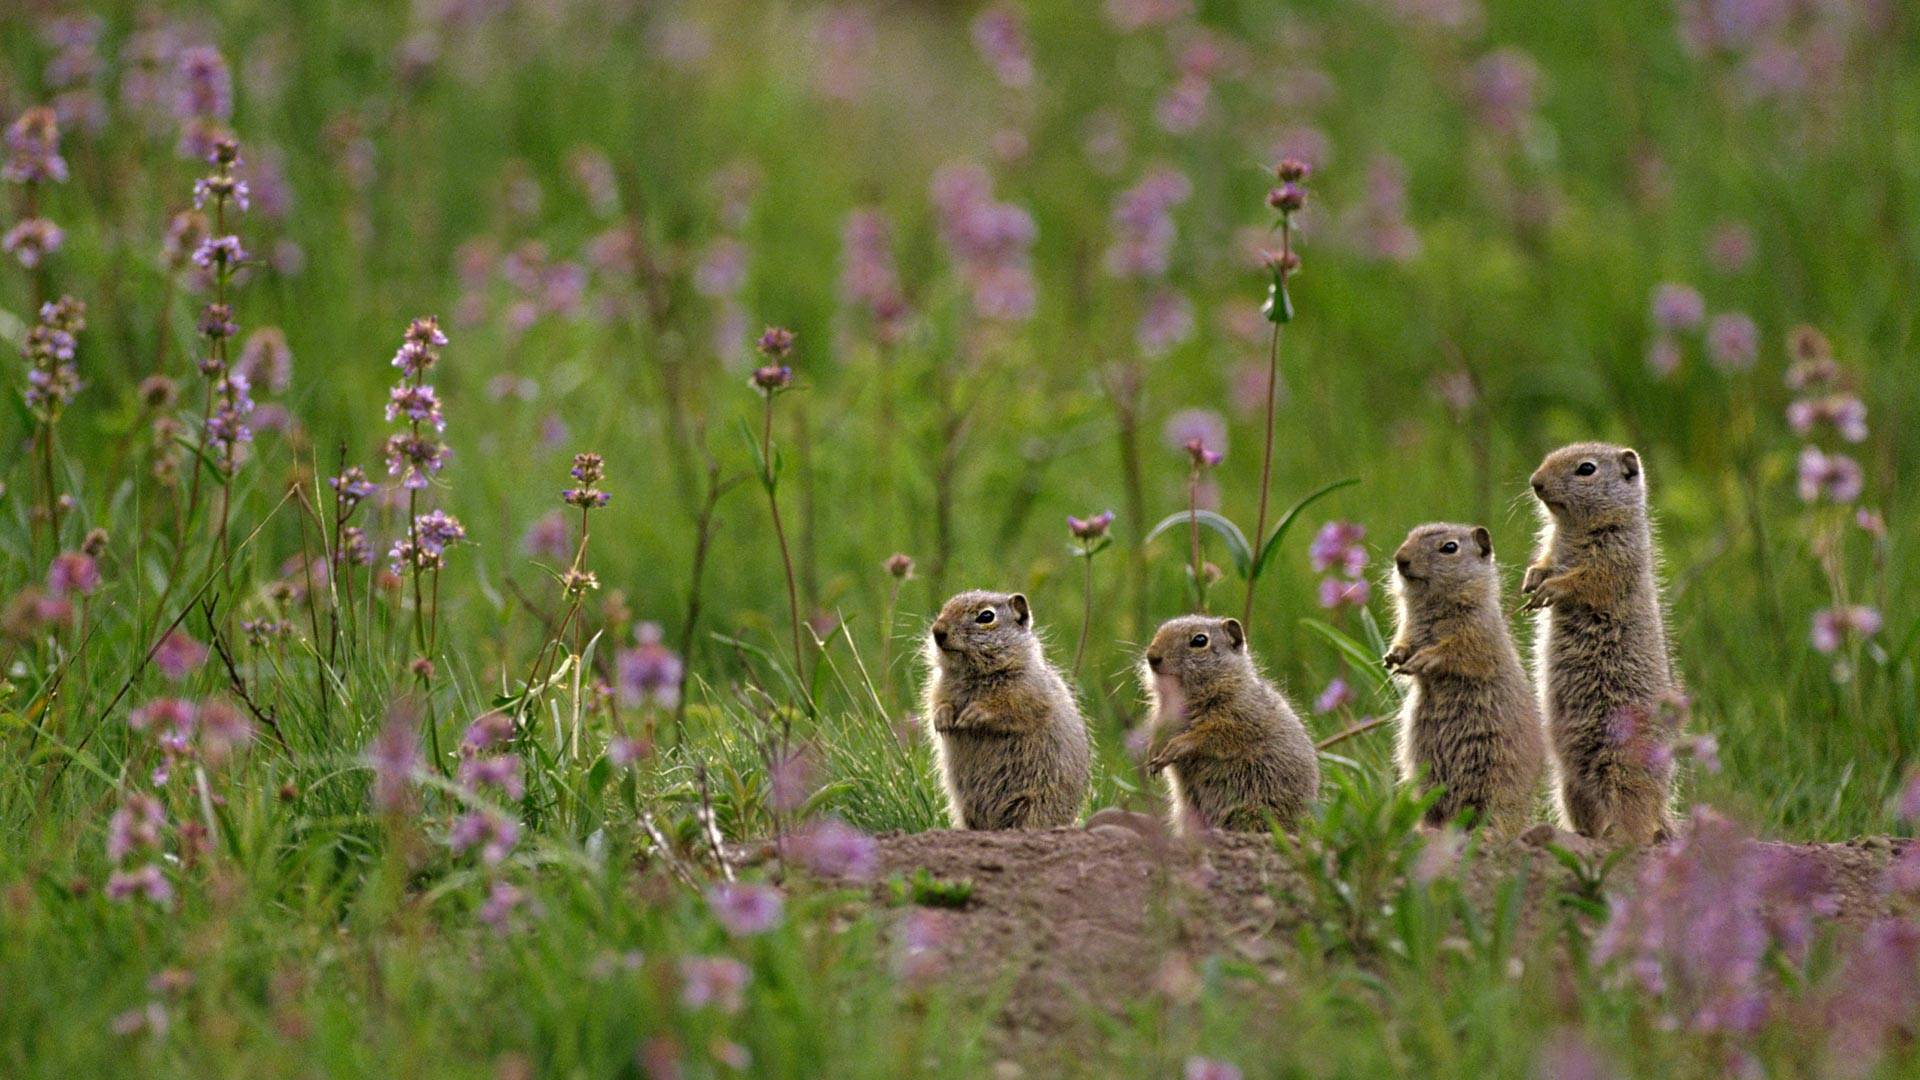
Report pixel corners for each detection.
[1521,564,1553,594]
[1144,745,1178,775]
[1383,647,1409,671]
[1396,647,1441,677]
[931,704,961,733]
[1519,576,1569,613]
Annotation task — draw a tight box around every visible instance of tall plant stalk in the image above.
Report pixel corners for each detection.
[1243,159,1306,626]
[750,328,805,687]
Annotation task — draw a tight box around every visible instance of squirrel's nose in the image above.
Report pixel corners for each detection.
[1395,556,1412,576]
[932,626,949,647]
[1146,653,1163,671]
[1531,480,1546,498]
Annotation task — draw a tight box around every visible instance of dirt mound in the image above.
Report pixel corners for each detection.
[869,819,1908,1056]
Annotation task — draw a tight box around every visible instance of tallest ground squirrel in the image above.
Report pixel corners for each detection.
[1524,442,1680,845]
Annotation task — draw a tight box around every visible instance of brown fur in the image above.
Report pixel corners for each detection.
[1525,442,1679,845]
[1141,616,1319,834]
[1386,522,1547,837]
[921,590,1091,829]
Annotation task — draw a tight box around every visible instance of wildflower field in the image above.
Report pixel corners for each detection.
[2,0,1918,1076]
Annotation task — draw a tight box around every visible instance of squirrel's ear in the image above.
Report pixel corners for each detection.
[1619,449,1641,480]
[1009,593,1030,626]
[1472,526,1493,557]
[1223,618,1245,649]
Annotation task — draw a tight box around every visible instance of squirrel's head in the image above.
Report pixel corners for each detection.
[1143,615,1250,694]
[1393,522,1495,597]
[1529,442,1645,526]
[928,590,1033,672]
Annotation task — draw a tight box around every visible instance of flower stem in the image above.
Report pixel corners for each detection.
[763,396,806,689]
[1242,319,1283,627]
[1188,466,1205,612]
[1072,548,1095,679]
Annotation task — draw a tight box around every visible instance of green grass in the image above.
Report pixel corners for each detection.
[1,0,1917,1074]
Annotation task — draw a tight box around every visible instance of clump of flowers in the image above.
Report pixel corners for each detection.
[1594,806,1836,1036]
[168,137,258,584]
[22,295,86,544]
[789,817,879,881]
[365,708,422,816]
[106,693,257,908]
[380,315,463,708]
[679,955,750,1013]
[384,317,452,490]
[1642,285,1760,378]
[839,208,910,344]
[1106,167,1194,355]
[172,45,233,161]
[3,106,69,271]
[445,712,526,932]
[809,7,877,103]
[930,163,1038,323]
[152,629,208,682]
[706,880,785,937]
[1310,521,1371,610]
[970,3,1033,89]
[1644,281,1704,377]
[1782,327,1882,683]
[617,622,683,712]
[3,104,69,185]
[1706,310,1759,372]
[1314,676,1353,714]
[1344,154,1421,264]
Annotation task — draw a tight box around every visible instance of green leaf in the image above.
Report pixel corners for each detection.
[587,755,613,797]
[736,417,768,479]
[1262,278,1293,324]
[1250,477,1360,579]
[1065,535,1113,559]
[1317,751,1366,773]
[1144,509,1253,578]
[1300,617,1399,701]
[1359,605,1390,658]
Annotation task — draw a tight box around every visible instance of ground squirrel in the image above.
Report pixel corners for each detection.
[1385,523,1546,836]
[1141,616,1319,833]
[1524,442,1678,845]
[921,590,1092,829]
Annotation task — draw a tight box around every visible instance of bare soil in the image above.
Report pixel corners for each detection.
[865,814,1909,1059]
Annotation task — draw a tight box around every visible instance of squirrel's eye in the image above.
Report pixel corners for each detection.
[1188,633,1209,649]
[975,609,996,625]
[1440,541,1459,554]
[1575,461,1598,476]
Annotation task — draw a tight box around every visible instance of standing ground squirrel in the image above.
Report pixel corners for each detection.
[1141,616,1319,833]
[1386,523,1546,837]
[921,590,1091,829]
[1524,442,1678,845]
